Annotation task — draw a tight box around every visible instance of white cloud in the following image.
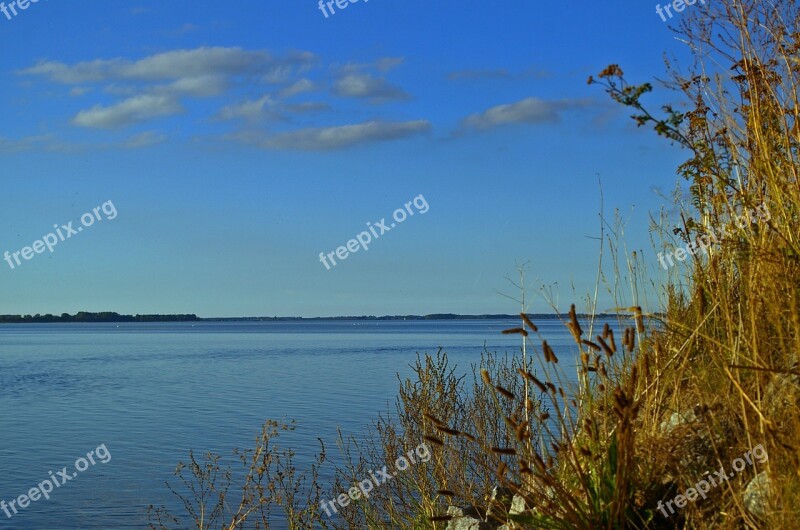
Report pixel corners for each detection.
[122,48,268,80]
[22,47,320,130]
[156,74,228,97]
[214,95,278,122]
[261,51,316,84]
[240,120,431,151]
[19,47,427,144]
[280,78,315,98]
[22,59,128,84]
[460,97,592,131]
[0,131,167,154]
[0,134,56,154]
[122,131,167,149]
[375,57,405,72]
[0,134,91,154]
[72,94,184,128]
[332,73,409,102]
[20,47,317,84]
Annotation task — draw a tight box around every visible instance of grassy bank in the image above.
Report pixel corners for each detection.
[149,1,799,528]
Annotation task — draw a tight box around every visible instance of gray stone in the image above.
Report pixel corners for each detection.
[444,505,487,530]
[447,505,481,519]
[743,471,771,519]
[659,410,697,434]
[444,504,501,530]
[509,494,527,515]
[658,408,725,472]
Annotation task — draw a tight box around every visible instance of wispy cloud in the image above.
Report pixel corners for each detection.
[18,47,422,145]
[122,131,167,149]
[261,51,316,84]
[155,74,228,97]
[280,78,315,98]
[0,135,58,154]
[332,73,410,103]
[236,120,430,151]
[214,95,279,122]
[22,47,318,129]
[0,132,163,154]
[375,57,404,72]
[21,47,315,84]
[72,94,184,128]
[459,97,591,132]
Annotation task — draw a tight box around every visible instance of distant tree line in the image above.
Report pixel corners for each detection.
[203,313,626,321]
[0,312,200,323]
[0,312,644,324]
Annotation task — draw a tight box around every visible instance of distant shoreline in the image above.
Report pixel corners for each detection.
[0,312,626,324]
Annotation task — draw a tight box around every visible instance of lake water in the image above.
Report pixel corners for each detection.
[0,319,596,529]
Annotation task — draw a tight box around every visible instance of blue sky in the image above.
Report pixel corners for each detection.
[0,0,693,317]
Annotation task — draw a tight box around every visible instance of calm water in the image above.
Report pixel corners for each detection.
[0,319,596,529]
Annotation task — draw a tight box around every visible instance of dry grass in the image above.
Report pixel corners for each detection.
[150,0,800,527]
[345,1,800,526]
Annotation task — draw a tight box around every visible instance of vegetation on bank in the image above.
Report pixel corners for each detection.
[149,1,800,528]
